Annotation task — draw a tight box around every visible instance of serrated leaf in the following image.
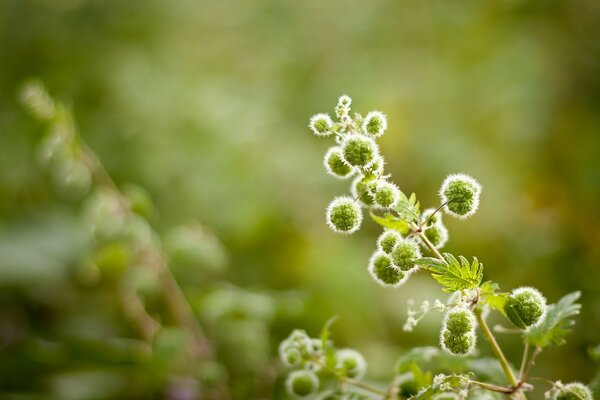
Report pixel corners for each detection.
[525,291,581,348]
[394,192,421,224]
[369,211,410,234]
[418,253,483,293]
[483,293,509,317]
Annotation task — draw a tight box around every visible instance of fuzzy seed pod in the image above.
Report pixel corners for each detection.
[351,175,377,207]
[286,370,319,398]
[309,113,334,137]
[439,174,482,219]
[554,383,593,400]
[390,238,422,272]
[440,329,476,356]
[374,181,400,208]
[341,134,379,168]
[504,287,547,329]
[368,250,407,287]
[336,348,367,380]
[377,230,402,254]
[362,111,388,137]
[279,341,302,366]
[423,224,449,249]
[440,307,476,356]
[326,197,363,234]
[324,147,354,179]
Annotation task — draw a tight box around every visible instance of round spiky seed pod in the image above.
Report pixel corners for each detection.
[336,348,367,380]
[440,307,477,356]
[324,147,354,179]
[439,174,482,219]
[440,329,476,356]
[326,197,362,234]
[286,370,319,398]
[390,238,422,272]
[554,383,593,400]
[309,113,334,137]
[278,340,302,366]
[368,250,407,287]
[341,134,379,168]
[374,181,400,208]
[362,111,388,138]
[377,230,402,254]
[351,175,377,207]
[504,287,547,329]
[423,224,449,249]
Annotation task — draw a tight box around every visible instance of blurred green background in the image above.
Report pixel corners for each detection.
[1,0,599,399]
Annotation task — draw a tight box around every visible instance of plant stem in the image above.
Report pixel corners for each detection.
[469,380,514,394]
[312,358,388,397]
[475,309,521,389]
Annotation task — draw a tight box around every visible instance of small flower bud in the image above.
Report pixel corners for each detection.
[323,147,354,179]
[439,174,482,219]
[309,113,334,137]
[390,238,422,272]
[362,111,388,137]
[279,341,302,366]
[336,348,367,380]
[368,250,407,287]
[341,134,379,168]
[423,224,449,249]
[377,230,402,254]
[338,94,352,108]
[374,181,400,208]
[326,196,363,234]
[504,287,547,329]
[286,370,319,398]
[351,175,377,207]
[554,383,593,400]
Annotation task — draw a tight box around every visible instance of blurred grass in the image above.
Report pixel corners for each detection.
[1,0,599,398]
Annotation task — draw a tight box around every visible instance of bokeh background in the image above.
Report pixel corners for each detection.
[1,0,599,399]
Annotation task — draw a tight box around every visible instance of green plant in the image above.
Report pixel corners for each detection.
[279,96,592,399]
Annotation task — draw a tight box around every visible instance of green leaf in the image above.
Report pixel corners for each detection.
[479,282,508,317]
[417,254,483,293]
[525,291,581,348]
[369,211,410,234]
[394,192,421,225]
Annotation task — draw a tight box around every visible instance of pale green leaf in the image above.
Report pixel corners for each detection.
[417,253,483,293]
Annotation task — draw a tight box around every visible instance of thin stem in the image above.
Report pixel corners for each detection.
[475,309,518,387]
[420,201,448,229]
[522,346,542,383]
[519,343,530,381]
[469,380,514,394]
[412,223,444,259]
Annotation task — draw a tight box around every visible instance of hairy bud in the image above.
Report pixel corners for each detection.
[286,370,319,398]
[351,175,377,207]
[377,230,402,254]
[390,238,422,272]
[324,147,354,179]
[439,174,482,219]
[336,348,367,380]
[341,134,379,168]
[309,113,334,137]
[374,181,400,208]
[326,197,363,234]
[368,251,407,287]
[504,287,547,329]
[361,155,384,177]
[423,224,449,249]
[553,382,593,400]
[362,111,388,138]
[440,307,476,356]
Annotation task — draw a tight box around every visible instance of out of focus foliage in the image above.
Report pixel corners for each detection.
[0,0,599,399]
